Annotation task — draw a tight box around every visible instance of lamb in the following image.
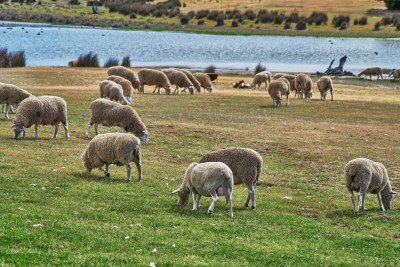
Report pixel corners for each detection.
[137,68,171,95]
[107,75,134,102]
[81,132,142,182]
[250,72,270,91]
[99,80,128,105]
[107,66,140,90]
[389,68,400,80]
[281,74,297,96]
[0,83,32,119]
[344,158,397,214]
[176,69,201,93]
[171,162,234,217]
[193,73,213,92]
[317,76,334,101]
[295,73,313,99]
[68,60,78,67]
[162,69,194,95]
[273,73,286,80]
[358,67,383,80]
[199,147,263,209]
[267,78,290,107]
[11,96,70,140]
[85,99,148,142]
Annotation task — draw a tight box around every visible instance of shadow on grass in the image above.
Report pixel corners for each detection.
[325,207,390,220]
[72,171,128,184]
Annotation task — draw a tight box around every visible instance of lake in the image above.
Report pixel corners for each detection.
[1,22,399,73]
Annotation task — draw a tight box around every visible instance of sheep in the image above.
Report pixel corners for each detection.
[162,69,194,95]
[85,99,148,142]
[267,78,290,107]
[137,68,171,95]
[198,147,263,209]
[0,83,32,119]
[11,96,70,140]
[107,75,134,102]
[389,68,400,80]
[281,74,297,96]
[295,73,313,99]
[273,73,286,80]
[358,67,383,80]
[250,72,270,91]
[194,73,213,92]
[344,158,397,214]
[81,132,142,182]
[68,60,78,67]
[107,66,140,90]
[171,162,234,217]
[99,80,128,105]
[176,69,201,93]
[317,76,334,101]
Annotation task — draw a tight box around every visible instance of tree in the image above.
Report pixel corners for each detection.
[380,0,400,10]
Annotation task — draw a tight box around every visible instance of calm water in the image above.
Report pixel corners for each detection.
[1,22,400,72]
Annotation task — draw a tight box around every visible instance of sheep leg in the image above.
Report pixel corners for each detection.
[4,104,9,119]
[192,193,198,211]
[196,194,201,209]
[286,94,289,106]
[377,192,385,211]
[349,191,356,211]
[361,193,366,210]
[34,124,39,139]
[22,128,26,139]
[1,104,5,113]
[226,188,233,218]
[106,164,109,174]
[94,124,99,135]
[330,88,333,101]
[12,104,18,111]
[98,166,110,177]
[249,186,255,209]
[85,123,92,138]
[63,124,70,140]
[152,86,157,94]
[120,127,124,133]
[208,194,218,215]
[126,163,131,182]
[134,157,142,182]
[53,125,59,138]
[354,193,362,214]
[175,86,180,95]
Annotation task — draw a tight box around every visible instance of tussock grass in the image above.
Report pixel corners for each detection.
[0,67,400,265]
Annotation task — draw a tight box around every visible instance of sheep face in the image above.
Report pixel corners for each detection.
[273,97,283,107]
[250,83,255,90]
[207,86,213,92]
[11,124,25,140]
[164,86,172,95]
[382,191,397,210]
[321,91,327,100]
[172,188,190,206]
[140,130,148,143]
[121,99,128,105]
[307,90,313,99]
[188,86,194,95]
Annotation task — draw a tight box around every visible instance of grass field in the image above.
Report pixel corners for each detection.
[1,67,400,265]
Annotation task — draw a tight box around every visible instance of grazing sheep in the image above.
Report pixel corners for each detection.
[273,73,286,80]
[176,69,201,93]
[68,60,78,67]
[268,78,290,107]
[81,133,142,182]
[295,73,313,99]
[163,69,194,95]
[85,99,148,142]
[11,96,70,140]
[138,68,171,95]
[107,66,140,90]
[389,68,400,80]
[344,158,397,214]
[0,83,32,119]
[251,72,270,91]
[99,80,128,105]
[194,73,213,92]
[171,162,234,217]
[358,67,383,80]
[281,74,297,97]
[199,147,263,209]
[317,76,334,101]
[107,75,134,102]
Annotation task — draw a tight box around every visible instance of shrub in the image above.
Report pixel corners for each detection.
[204,64,216,73]
[187,11,195,19]
[307,12,328,25]
[77,52,99,67]
[69,0,80,5]
[0,48,10,68]
[296,21,306,30]
[339,21,348,30]
[215,14,224,26]
[382,0,400,10]
[130,13,137,19]
[392,14,400,25]
[286,12,299,23]
[258,12,274,23]
[121,56,131,67]
[374,21,381,31]
[197,20,204,25]
[244,10,256,20]
[397,23,400,30]
[274,14,285,24]
[207,10,221,21]
[26,0,36,4]
[332,15,350,27]
[354,18,358,25]
[9,51,26,67]
[195,9,209,19]
[254,63,266,75]
[283,22,291,29]
[180,14,189,25]
[381,16,392,25]
[231,20,238,27]
[359,16,368,25]
[103,57,119,67]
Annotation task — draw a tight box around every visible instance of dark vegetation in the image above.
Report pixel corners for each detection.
[382,0,400,10]
[121,56,131,67]
[204,64,216,73]
[103,57,119,67]
[105,0,181,17]
[354,16,368,25]
[0,48,26,68]
[254,63,266,75]
[77,52,99,67]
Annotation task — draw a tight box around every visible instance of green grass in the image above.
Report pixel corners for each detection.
[0,67,400,265]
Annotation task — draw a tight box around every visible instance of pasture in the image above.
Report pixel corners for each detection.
[1,67,400,265]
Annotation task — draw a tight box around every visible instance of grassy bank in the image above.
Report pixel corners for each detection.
[0,67,400,265]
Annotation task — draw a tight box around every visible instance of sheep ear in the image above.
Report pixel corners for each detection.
[10,124,16,129]
[171,189,179,194]
[391,191,397,195]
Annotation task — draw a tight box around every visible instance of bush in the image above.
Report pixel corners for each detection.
[397,23,400,30]
[244,10,256,20]
[286,12,299,23]
[9,51,26,67]
[121,56,131,67]
[187,11,195,20]
[307,12,328,25]
[207,10,222,21]
[180,14,189,25]
[77,52,99,67]
[354,18,358,25]
[231,20,238,27]
[130,13,137,19]
[204,64,216,73]
[274,14,285,24]
[103,57,119,67]
[215,14,224,26]
[339,21,348,30]
[359,16,368,25]
[283,22,291,29]
[382,0,400,10]
[195,9,209,19]
[392,14,400,25]
[332,15,350,27]
[381,16,392,25]
[254,63,266,75]
[197,20,204,25]
[69,0,80,5]
[296,21,306,30]
[0,48,10,68]
[374,21,381,31]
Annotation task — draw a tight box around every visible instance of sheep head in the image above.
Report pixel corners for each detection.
[171,188,190,206]
[140,130,148,143]
[11,124,25,140]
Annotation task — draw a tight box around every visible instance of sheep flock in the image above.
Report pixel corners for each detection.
[1,64,398,219]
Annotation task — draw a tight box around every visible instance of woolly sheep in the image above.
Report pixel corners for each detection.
[358,67,383,80]
[163,69,194,95]
[68,60,78,67]
[11,96,70,140]
[317,76,334,101]
[138,68,171,95]
[107,66,140,90]
[273,73,286,80]
[267,78,290,107]
[81,132,142,182]
[295,73,313,99]
[99,80,128,105]
[281,74,296,96]
[344,158,397,214]
[176,68,201,93]
[86,99,148,142]
[389,68,400,80]
[0,83,32,119]
[251,72,270,91]
[199,147,263,209]
[107,75,134,102]
[171,162,234,217]
[194,73,213,92]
